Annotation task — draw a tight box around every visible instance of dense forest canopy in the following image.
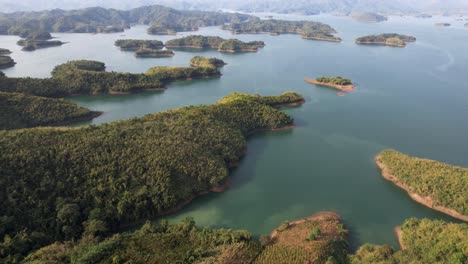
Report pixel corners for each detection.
[316,77,352,85]
[165,35,264,52]
[0,55,15,69]
[115,39,164,50]
[223,19,341,41]
[356,34,416,47]
[377,150,468,216]
[351,218,468,263]
[134,48,174,58]
[0,92,99,130]
[190,56,226,68]
[0,5,252,36]
[0,59,221,97]
[0,92,303,262]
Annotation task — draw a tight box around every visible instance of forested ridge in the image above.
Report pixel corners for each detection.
[165,35,265,52]
[0,59,221,97]
[222,19,341,42]
[0,92,303,262]
[0,5,252,36]
[376,150,468,217]
[316,77,352,85]
[0,92,99,130]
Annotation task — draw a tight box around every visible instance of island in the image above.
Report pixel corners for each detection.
[222,19,341,42]
[435,22,451,27]
[0,55,16,69]
[0,5,252,37]
[190,56,226,68]
[352,218,467,263]
[355,33,416,47]
[0,92,101,130]
[165,35,265,53]
[17,39,65,51]
[415,13,433,18]
[0,92,304,261]
[304,77,355,92]
[0,58,222,97]
[115,39,164,51]
[351,12,388,23]
[135,48,174,58]
[375,150,468,221]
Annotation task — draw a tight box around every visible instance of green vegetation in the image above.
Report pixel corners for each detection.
[351,12,388,23]
[0,92,302,262]
[0,92,99,130]
[165,35,264,52]
[134,48,174,58]
[0,55,16,69]
[24,219,261,264]
[356,34,416,47]
[222,19,341,42]
[377,150,468,217]
[115,39,164,51]
[0,48,12,55]
[17,39,64,51]
[256,213,349,264]
[316,77,352,85]
[0,59,220,97]
[351,218,468,264]
[190,56,226,68]
[0,5,251,36]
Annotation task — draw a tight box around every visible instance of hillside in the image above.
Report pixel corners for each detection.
[0,92,100,130]
[0,92,304,262]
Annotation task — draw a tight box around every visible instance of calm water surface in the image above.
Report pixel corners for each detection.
[1,14,467,249]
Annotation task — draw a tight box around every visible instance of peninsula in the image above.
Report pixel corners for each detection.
[115,39,164,51]
[222,19,341,42]
[375,150,468,221]
[0,92,100,130]
[135,48,174,58]
[0,92,304,260]
[0,58,222,97]
[0,55,16,69]
[304,77,355,92]
[355,33,416,47]
[165,35,265,53]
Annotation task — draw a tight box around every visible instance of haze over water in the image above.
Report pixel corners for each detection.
[1,13,467,249]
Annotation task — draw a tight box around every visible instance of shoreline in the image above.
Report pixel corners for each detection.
[375,155,468,221]
[302,36,342,42]
[394,227,406,250]
[304,78,355,92]
[355,41,406,47]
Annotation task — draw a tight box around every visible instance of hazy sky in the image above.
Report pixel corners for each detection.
[0,0,467,14]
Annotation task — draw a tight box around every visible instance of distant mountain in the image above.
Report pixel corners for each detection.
[0,0,467,15]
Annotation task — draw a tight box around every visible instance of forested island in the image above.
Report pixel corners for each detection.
[0,55,16,69]
[0,58,222,97]
[190,56,226,68]
[304,77,355,92]
[14,30,65,51]
[355,34,416,47]
[0,92,304,262]
[0,48,12,54]
[135,49,174,58]
[0,92,100,130]
[0,5,251,37]
[165,35,265,52]
[115,39,164,51]
[351,12,388,23]
[376,150,468,221]
[222,19,341,42]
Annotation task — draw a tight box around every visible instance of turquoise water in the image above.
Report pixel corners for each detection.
[1,14,467,249]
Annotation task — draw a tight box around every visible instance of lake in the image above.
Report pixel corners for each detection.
[1,13,467,250]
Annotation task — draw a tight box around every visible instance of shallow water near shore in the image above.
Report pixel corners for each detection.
[1,14,467,250]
